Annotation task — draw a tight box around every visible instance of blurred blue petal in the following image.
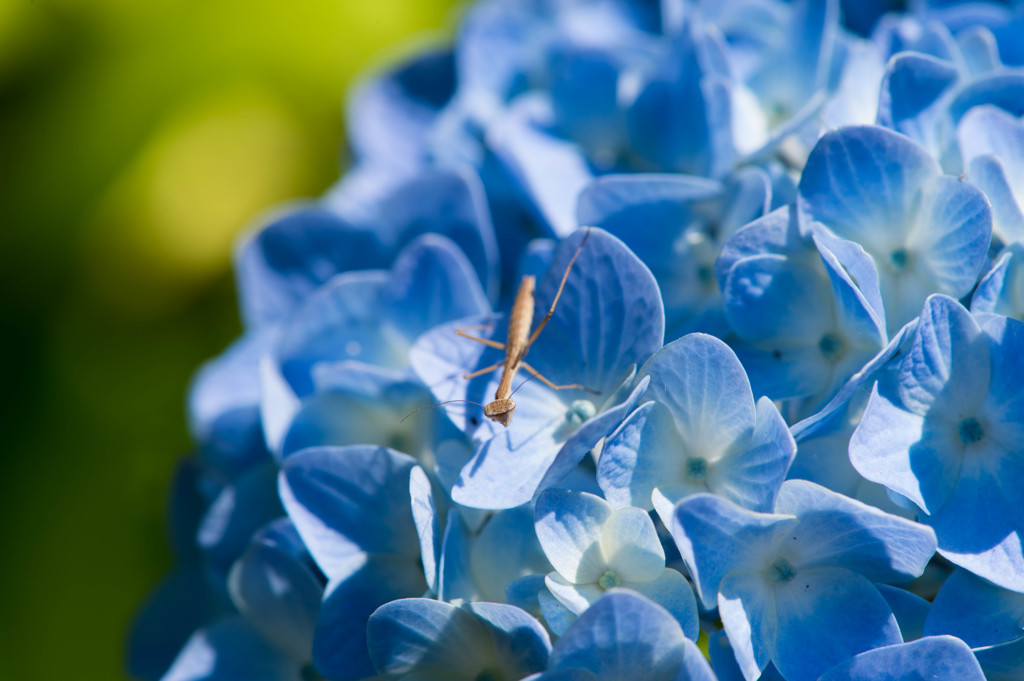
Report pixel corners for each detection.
[162,618,301,681]
[313,552,430,680]
[818,636,985,681]
[548,591,695,681]
[227,519,323,662]
[347,48,455,170]
[278,446,420,576]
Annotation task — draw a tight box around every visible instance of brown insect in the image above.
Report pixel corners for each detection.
[455,229,594,427]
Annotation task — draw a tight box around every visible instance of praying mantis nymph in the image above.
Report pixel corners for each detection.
[456,229,595,427]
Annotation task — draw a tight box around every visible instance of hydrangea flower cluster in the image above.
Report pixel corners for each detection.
[130,1,1024,680]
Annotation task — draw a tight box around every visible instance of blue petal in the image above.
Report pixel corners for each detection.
[547,42,630,159]
[625,569,700,641]
[127,569,225,681]
[367,599,550,681]
[450,410,574,510]
[535,377,650,502]
[923,568,1024,647]
[812,229,886,340]
[259,354,301,460]
[966,155,1024,244]
[275,270,392,397]
[525,672,598,681]
[792,317,919,444]
[626,28,735,177]
[669,494,799,609]
[875,584,930,643]
[437,511,475,603]
[489,96,595,237]
[721,397,796,513]
[277,235,489,396]
[974,637,1024,681]
[773,568,901,681]
[227,519,322,662]
[549,590,689,681]
[278,446,420,577]
[578,175,723,244]
[797,125,939,255]
[313,553,429,680]
[642,334,756,460]
[371,168,500,300]
[906,175,991,301]
[876,52,959,155]
[280,379,432,457]
[598,400,685,511]
[924,458,1024,592]
[956,26,1002,76]
[722,253,832,346]
[409,467,441,595]
[535,489,613,584]
[455,1,536,101]
[380,234,491,347]
[716,207,802,287]
[506,574,548,621]
[959,105,1024,242]
[774,480,936,582]
[368,598,485,678]
[188,329,275,475]
[346,48,454,169]
[818,636,985,681]
[718,571,778,681]
[162,617,300,681]
[196,462,282,575]
[526,228,665,396]
[469,505,552,603]
[895,294,989,419]
[948,73,1024,128]
[234,207,386,329]
[849,382,950,513]
[466,601,553,673]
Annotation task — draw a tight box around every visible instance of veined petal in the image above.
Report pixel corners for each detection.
[535,489,613,584]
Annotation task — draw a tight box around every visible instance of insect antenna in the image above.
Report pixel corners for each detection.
[400,399,487,424]
[509,371,540,397]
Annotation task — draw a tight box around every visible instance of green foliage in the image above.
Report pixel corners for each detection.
[0,1,460,679]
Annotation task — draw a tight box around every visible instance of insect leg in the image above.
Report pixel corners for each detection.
[456,326,506,350]
[520,361,598,393]
[463,362,504,380]
[526,228,592,348]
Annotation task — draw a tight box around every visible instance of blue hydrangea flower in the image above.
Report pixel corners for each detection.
[132,1,1024,678]
[411,228,663,509]
[797,125,992,332]
[598,333,795,514]
[669,479,936,681]
[850,295,1024,591]
[716,206,888,411]
[533,489,698,637]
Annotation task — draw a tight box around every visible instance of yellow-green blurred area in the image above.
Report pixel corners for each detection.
[0,0,459,678]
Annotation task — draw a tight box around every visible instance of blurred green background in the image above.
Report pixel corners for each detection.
[0,0,460,678]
